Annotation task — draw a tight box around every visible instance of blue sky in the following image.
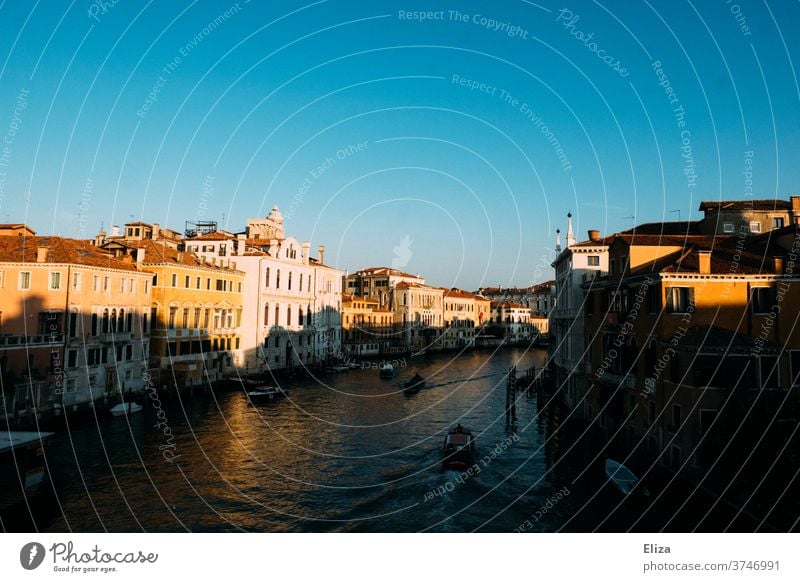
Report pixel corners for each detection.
[0,0,798,289]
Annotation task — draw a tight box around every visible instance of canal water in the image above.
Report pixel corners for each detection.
[3,347,765,532]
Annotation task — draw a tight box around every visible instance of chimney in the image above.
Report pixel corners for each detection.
[152,223,160,240]
[94,230,106,247]
[111,225,120,237]
[774,257,784,274]
[36,246,48,263]
[270,239,279,257]
[237,233,246,256]
[697,250,711,274]
[176,250,184,263]
[588,229,600,242]
[317,244,325,264]
[136,247,145,268]
[302,241,311,265]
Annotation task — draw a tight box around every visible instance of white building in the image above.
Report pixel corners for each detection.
[186,206,342,373]
[550,214,609,415]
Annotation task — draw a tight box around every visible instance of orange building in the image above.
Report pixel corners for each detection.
[583,227,800,479]
[0,231,152,426]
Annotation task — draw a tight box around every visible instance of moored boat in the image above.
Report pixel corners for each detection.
[109,402,143,417]
[0,431,54,513]
[246,385,288,401]
[604,459,649,496]
[378,363,395,378]
[442,424,476,471]
[332,364,350,373]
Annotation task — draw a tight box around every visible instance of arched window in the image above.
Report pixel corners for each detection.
[102,309,109,333]
[299,273,303,290]
[118,309,125,332]
[264,303,269,327]
[298,306,304,326]
[288,272,292,290]
[265,267,270,288]
[276,269,281,289]
[307,305,312,325]
[287,305,292,326]
[91,313,98,336]
[274,304,280,327]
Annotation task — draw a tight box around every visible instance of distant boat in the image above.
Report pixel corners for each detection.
[403,373,426,394]
[347,362,361,370]
[110,402,143,417]
[0,431,54,512]
[442,425,476,472]
[604,459,649,496]
[378,363,395,378]
[246,385,288,401]
[332,364,350,373]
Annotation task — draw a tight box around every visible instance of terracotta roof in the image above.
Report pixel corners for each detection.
[444,288,481,299]
[111,240,243,273]
[395,281,440,290]
[356,267,420,278]
[0,236,141,271]
[699,200,791,212]
[530,280,555,292]
[492,301,528,310]
[187,231,235,241]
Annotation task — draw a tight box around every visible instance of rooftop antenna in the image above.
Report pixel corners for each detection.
[668,209,681,221]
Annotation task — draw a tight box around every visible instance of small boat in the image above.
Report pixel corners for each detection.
[347,362,361,370]
[604,459,650,496]
[0,431,54,513]
[110,402,143,417]
[246,385,288,400]
[442,425,476,471]
[378,363,395,378]
[332,364,350,373]
[403,373,426,394]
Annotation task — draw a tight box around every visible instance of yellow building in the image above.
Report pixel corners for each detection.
[0,231,152,426]
[392,282,444,352]
[104,238,244,389]
[583,228,800,477]
[442,288,487,349]
[341,294,393,357]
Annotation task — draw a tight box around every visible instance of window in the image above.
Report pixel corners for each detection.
[68,311,79,337]
[288,272,292,290]
[194,307,201,328]
[666,287,693,314]
[103,276,109,292]
[237,282,242,292]
[196,277,201,289]
[182,308,189,328]
[93,275,100,291]
[91,313,98,335]
[265,267,270,288]
[749,221,761,233]
[19,271,31,290]
[671,404,681,430]
[67,350,77,368]
[786,351,800,389]
[276,269,281,289]
[646,284,660,314]
[759,355,780,389]
[723,223,735,233]
[206,278,211,290]
[773,217,784,229]
[286,306,292,326]
[185,275,190,288]
[609,259,616,275]
[72,272,81,291]
[587,255,600,266]
[168,306,177,329]
[171,273,177,287]
[751,287,775,314]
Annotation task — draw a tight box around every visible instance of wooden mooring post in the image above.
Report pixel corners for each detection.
[506,366,517,427]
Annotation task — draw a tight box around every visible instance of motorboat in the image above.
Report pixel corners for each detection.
[442,425,476,471]
[246,385,288,401]
[604,459,650,496]
[378,363,395,378]
[110,402,143,417]
[0,431,54,513]
[403,373,426,394]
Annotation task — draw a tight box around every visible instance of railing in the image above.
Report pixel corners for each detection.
[99,331,132,343]
[0,334,64,346]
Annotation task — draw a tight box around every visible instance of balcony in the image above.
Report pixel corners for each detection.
[99,331,132,343]
[0,334,64,347]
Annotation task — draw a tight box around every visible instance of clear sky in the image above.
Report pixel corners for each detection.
[0,0,798,290]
